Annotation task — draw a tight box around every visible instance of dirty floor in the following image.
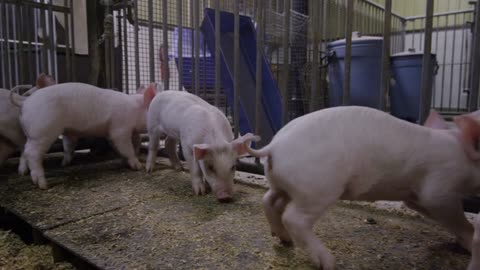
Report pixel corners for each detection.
[0,153,472,269]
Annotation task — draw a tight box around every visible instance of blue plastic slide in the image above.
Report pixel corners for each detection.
[201,8,282,147]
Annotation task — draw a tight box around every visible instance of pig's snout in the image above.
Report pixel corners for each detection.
[216,191,233,203]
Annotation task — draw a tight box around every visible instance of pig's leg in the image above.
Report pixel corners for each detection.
[61,135,78,167]
[146,131,161,173]
[18,151,28,175]
[0,140,16,167]
[181,145,206,195]
[132,133,141,155]
[24,137,56,189]
[281,201,336,270]
[263,188,292,245]
[110,133,142,170]
[165,137,182,171]
[417,198,473,251]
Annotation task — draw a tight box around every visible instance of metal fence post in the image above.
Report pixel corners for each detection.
[380,0,392,111]
[214,0,221,106]
[310,0,319,112]
[469,0,480,112]
[104,14,113,88]
[194,0,200,96]
[148,0,154,83]
[233,0,240,135]
[281,0,290,125]
[419,0,434,124]
[162,0,169,90]
[343,0,354,105]
[177,0,183,91]
[255,0,264,138]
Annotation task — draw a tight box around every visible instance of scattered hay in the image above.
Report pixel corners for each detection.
[0,229,74,270]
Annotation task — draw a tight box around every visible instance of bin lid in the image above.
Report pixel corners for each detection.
[391,50,436,58]
[328,32,383,47]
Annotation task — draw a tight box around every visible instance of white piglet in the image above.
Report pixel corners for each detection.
[19,83,156,189]
[146,90,253,203]
[0,74,55,167]
[242,106,480,270]
[468,213,480,270]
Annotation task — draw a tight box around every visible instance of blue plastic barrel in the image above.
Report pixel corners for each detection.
[389,52,437,123]
[327,35,383,108]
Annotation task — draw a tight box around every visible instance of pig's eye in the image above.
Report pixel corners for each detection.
[208,164,215,173]
[231,165,236,171]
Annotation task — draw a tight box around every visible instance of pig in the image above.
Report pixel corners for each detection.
[468,213,480,270]
[145,90,253,203]
[0,74,56,167]
[19,82,157,189]
[241,106,480,270]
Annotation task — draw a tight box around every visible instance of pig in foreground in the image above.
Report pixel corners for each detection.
[468,213,480,270]
[19,83,156,189]
[146,90,252,202]
[0,74,55,167]
[242,106,480,269]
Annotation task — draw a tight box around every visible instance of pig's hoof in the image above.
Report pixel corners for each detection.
[37,179,48,190]
[129,160,143,171]
[18,166,28,176]
[280,239,293,247]
[192,182,206,196]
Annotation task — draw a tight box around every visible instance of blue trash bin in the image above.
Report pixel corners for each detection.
[327,34,383,108]
[389,51,438,123]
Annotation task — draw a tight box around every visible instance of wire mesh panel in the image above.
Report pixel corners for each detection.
[405,8,474,113]
[0,0,76,89]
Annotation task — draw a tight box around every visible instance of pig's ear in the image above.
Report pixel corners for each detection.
[231,133,261,156]
[36,73,56,89]
[143,83,156,107]
[454,115,480,160]
[424,110,448,129]
[193,144,210,160]
[136,84,147,94]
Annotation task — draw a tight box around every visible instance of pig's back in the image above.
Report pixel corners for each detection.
[149,91,232,140]
[267,106,460,197]
[21,83,133,136]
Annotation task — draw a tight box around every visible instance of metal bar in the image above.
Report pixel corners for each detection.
[432,16,439,107]
[16,3,24,84]
[48,0,56,79]
[104,14,113,88]
[281,0,290,125]
[148,0,154,83]
[162,0,169,90]
[448,13,458,110]
[3,0,69,13]
[40,3,48,74]
[122,3,129,92]
[64,0,71,81]
[177,0,183,91]
[12,4,19,85]
[310,0,319,112]
[202,0,207,98]
[358,0,405,21]
[440,14,449,109]
[343,0,354,105]
[24,2,34,82]
[34,6,40,77]
[194,0,200,96]
[234,0,240,133]
[0,2,6,88]
[458,18,466,110]
[5,2,13,88]
[214,0,220,105]
[255,0,264,137]
[69,0,75,81]
[469,0,480,111]
[380,0,391,111]
[134,0,140,87]
[336,0,341,39]
[405,9,475,20]
[419,0,434,124]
